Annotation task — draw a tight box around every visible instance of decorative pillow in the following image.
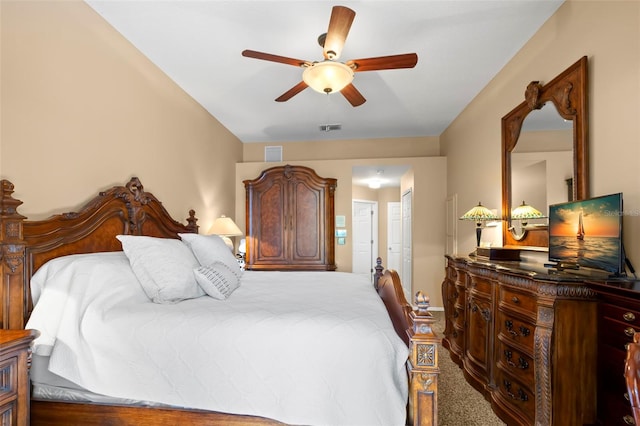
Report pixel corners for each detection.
[179,233,243,277]
[193,261,240,300]
[116,235,205,304]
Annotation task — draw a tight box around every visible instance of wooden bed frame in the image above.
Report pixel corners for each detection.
[0,177,439,426]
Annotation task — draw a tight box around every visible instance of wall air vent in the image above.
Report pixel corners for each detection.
[319,124,342,132]
[264,146,283,162]
[264,146,282,163]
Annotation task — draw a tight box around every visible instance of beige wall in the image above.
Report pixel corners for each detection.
[236,157,447,306]
[243,136,440,162]
[442,1,640,268]
[0,0,242,231]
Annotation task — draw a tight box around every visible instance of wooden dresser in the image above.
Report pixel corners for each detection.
[0,329,38,426]
[243,165,337,271]
[587,280,640,425]
[442,255,601,426]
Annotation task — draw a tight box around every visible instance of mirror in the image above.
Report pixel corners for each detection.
[502,56,589,248]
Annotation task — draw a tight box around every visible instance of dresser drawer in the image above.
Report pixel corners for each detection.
[600,316,638,351]
[454,285,466,307]
[496,339,534,388]
[447,266,458,281]
[494,367,535,424]
[497,310,535,352]
[0,357,17,404]
[0,400,17,426]
[601,302,640,328]
[499,286,537,317]
[451,321,465,356]
[452,303,465,325]
[598,390,636,425]
[468,275,493,296]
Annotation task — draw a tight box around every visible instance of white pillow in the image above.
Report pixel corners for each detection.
[116,235,205,304]
[193,260,240,300]
[179,233,243,277]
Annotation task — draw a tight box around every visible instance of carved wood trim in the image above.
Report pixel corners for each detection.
[502,56,589,248]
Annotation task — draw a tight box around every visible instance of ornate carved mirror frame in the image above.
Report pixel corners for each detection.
[502,56,589,248]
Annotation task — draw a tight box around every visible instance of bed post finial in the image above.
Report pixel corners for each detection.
[186,209,199,233]
[373,257,384,289]
[407,291,439,426]
[0,179,28,329]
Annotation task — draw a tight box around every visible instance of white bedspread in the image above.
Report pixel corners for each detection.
[26,252,409,426]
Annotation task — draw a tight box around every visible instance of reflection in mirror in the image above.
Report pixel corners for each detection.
[510,102,573,236]
[509,201,546,240]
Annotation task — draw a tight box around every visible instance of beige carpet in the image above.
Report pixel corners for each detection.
[431,310,506,426]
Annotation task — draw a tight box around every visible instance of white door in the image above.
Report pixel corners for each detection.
[352,200,378,280]
[401,189,412,301]
[387,202,402,273]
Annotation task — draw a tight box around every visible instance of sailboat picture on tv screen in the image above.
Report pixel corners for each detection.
[548,193,624,275]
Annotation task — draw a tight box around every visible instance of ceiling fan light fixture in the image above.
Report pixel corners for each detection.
[302,61,354,94]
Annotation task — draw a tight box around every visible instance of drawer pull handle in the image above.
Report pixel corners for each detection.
[511,296,520,304]
[625,327,636,337]
[624,312,636,322]
[624,415,636,425]
[625,392,630,401]
[506,320,518,336]
[504,350,530,370]
[505,320,531,338]
[503,380,528,402]
[504,350,516,367]
[472,304,491,322]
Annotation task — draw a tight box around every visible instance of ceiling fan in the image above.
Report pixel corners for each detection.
[242,5,418,107]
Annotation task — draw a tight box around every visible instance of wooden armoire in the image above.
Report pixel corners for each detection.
[243,165,337,271]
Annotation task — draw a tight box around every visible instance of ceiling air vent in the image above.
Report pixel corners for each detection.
[264,146,283,162]
[319,124,342,132]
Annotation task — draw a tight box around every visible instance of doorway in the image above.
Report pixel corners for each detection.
[352,200,378,281]
[387,202,402,273]
[401,189,412,301]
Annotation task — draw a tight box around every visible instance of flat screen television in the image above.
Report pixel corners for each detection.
[548,193,624,276]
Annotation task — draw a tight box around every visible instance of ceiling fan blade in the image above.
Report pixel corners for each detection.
[341,83,366,107]
[323,6,355,60]
[346,53,418,72]
[242,50,307,67]
[275,81,309,102]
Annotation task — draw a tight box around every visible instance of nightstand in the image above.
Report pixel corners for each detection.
[0,329,39,426]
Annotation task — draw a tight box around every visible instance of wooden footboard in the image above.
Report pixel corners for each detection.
[374,258,439,426]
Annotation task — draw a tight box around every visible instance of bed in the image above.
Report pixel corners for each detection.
[0,177,439,426]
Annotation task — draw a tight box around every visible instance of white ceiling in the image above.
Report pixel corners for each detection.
[85,0,564,146]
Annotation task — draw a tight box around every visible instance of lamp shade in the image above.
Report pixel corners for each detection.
[459,202,499,222]
[209,215,242,237]
[302,61,354,94]
[460,202,498,248]
[511,201,545,220]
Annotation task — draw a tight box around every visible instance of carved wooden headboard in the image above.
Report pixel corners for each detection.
[0,177,198,329]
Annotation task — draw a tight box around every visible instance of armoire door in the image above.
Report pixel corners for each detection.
[290,178,324,264]
[253,174,287,265]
